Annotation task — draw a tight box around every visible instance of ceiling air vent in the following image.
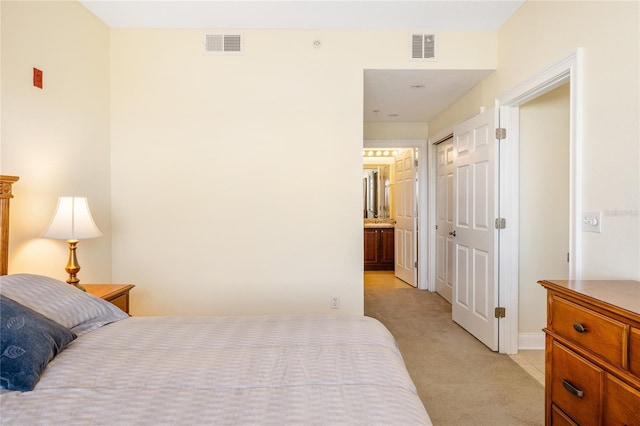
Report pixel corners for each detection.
[411,34,436,60]
[204,33,243,54]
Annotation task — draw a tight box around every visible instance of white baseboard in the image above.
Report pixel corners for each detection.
[518,332,545,350]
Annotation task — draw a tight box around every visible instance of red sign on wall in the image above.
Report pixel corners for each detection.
[33,68,43,89]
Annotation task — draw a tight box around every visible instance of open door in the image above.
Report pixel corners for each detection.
[394,148,417,287]
[452,109,498,351]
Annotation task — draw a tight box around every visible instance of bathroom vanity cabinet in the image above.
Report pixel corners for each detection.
[364,227,394,271]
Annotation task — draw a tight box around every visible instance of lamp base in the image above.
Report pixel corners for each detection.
[66,279,86,292]
[65,240,86,292]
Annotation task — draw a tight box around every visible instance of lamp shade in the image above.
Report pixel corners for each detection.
[42,197,102,240]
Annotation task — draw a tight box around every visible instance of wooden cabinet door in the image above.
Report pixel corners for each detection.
[364,228,394,271]
[364,229,380,266]
[380,229,395,265]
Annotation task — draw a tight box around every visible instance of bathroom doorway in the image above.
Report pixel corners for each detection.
[363,140,428,289]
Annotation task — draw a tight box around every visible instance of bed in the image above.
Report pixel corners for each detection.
[0,176,431,425]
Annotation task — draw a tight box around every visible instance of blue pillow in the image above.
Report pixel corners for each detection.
[0,294,77,391]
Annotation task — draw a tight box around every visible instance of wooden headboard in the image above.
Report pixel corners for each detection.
[1,175,19,275]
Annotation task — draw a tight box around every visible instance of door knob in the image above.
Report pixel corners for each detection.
[449,230,457,237]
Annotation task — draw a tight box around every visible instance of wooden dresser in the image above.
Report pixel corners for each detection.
[539,279,640,425]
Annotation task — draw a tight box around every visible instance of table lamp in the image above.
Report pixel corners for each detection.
[42,196,102,291]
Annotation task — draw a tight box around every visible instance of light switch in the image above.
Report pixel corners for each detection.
[582,211,602,233]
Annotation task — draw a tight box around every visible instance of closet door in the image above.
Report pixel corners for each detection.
[436,138,454,303]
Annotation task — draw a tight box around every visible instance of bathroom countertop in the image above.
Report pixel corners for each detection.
[364,219,395,228]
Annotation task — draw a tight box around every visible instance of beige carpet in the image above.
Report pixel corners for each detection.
[364,272,544,426]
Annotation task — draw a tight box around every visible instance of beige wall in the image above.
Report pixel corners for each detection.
[1,1,111,283]
[2,0,496,316]
[9,1,634,321]
[430,1,640,282]
[428,1,639,345]
[519,83,570,333]
[109,29,496,316]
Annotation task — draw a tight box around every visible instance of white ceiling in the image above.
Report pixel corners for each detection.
[80,1,524,31]
[80,0,524,122]
[364,69,494,122]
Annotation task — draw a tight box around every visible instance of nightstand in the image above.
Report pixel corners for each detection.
[84,284,135,314]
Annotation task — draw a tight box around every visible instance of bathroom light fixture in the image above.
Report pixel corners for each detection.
[363,150,398,158]
[42,196,102,291]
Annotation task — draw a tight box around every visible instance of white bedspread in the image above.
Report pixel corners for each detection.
[1,315,431,425]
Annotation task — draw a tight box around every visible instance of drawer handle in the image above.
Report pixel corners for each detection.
[562,379,584,398]
[572,322,587,333]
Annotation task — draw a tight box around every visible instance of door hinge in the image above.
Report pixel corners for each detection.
[435,225,439,230]
[414,261,418,268]
[567,252,570,263]
[495,218,506,229]
[496,128,506,140]
[414,159,419,167]
[495,307,506,318]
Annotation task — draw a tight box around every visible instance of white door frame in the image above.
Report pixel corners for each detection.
[496,49,583,354]
[364,139,428,290]
[427,49,583,354]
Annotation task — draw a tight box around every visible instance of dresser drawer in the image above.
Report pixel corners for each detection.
[551,341,604,425]
[108,293,129,312]
[630,328,640,377]
[551,404,578,426]
[550,296,627,368]
[605,374,640,425]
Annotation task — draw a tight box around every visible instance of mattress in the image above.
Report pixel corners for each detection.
[1,314,431,425]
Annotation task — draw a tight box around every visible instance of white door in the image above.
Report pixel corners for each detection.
[452,109,498,351]
[394,148,417,286]
[435,138,454,303]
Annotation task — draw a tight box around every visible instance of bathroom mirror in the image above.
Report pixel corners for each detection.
[363,165,391,218]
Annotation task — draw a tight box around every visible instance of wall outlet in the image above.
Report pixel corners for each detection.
[330,296,340,309]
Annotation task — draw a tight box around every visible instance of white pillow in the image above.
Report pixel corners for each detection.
[0,274,128,336]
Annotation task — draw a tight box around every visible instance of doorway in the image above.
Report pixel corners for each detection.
[363,139,428,289]
[496,50,582,354]
[428,50,582,354]
[517,83,571,348]
[434,88,571,352]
